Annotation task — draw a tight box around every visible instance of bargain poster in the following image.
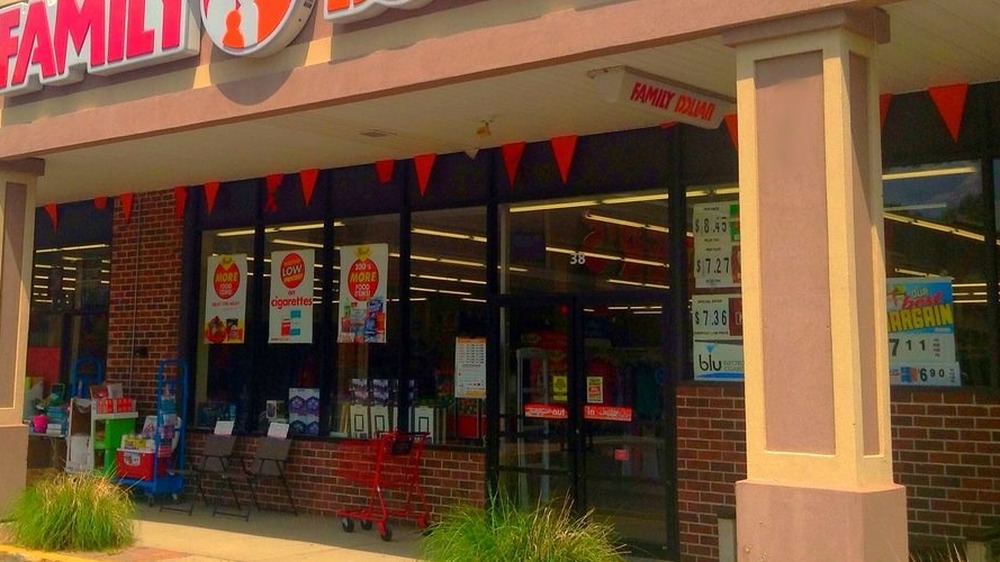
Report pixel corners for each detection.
[887,277,960,386]
[269,250,315,344]
[204,254,248,344]
[338,244,388,344]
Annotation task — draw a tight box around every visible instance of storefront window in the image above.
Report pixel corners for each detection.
[329,215,401,438]
[884,161,986,386]
[258,222,325,435]
[502,191,669,294]
[410,207,488,444]
[194,228,255,430]
[28,200,112,401]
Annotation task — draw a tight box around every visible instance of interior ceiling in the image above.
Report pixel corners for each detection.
[34,0,1000,203]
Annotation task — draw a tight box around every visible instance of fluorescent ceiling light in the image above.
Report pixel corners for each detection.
[893,268,930,277]
[601,193,667,205]
[417,274,459,282]
[509,200,599,213]
[412,287,437,293]
[278,223,324,232]
[36,243,109,254]
[412,227,470,240]
[216,229,255,237]
[883,165,977,181]
[460,279,487,286]
[440,258,485,268]
[586,212,668,234]
[439,289,472,296]
[272,239,324,249]
[462,298,487,303]
[883,203,948,212]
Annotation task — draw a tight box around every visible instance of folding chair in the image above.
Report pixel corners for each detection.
[164,421,241,518]
[220,422,298,516]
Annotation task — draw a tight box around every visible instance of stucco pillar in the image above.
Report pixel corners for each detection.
[0,158,43,511]
[723,10,908,561]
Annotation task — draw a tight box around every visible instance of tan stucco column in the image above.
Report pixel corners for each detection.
[0,158,43,511]
[723,10,908,561]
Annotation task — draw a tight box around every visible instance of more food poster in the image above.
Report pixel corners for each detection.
[204,254,247,344]
[338,244,388,344]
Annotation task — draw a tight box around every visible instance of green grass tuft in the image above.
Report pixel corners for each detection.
[6,473,136,552]
[421,494,626,562]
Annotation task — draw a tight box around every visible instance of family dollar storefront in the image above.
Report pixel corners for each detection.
[3,0,1000,560]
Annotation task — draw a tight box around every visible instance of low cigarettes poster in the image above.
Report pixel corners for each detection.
[338,244,388,344]
[269,250,315,344]
[204,254,247,344]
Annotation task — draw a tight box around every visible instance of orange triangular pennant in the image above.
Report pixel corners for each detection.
[501,142,527,188]
[928,83,969,142]
[204,182,220,215]
[93,196,108,210]
[44,203,58,231]
[550,136,578,184]
[120,193,135,224]
[414,154,436,196]
[173,186,188,220]
[724,114,739,150]
[300,169,319,206]
[375,160,396,184]
[879,93,892,130]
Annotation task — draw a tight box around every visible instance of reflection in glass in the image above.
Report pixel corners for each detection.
[503,191,670,294]
[884,162,987,385]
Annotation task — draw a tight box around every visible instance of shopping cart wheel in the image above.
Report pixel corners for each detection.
[341,518,355,533]
[378,523,392,542]
[360,520,373,531]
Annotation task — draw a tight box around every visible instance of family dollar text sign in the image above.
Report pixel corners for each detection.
[0,0,200,96]
[325,0,433,23]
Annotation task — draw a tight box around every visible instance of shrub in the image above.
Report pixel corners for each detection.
[6,473,136,551]
[421,494,626,562]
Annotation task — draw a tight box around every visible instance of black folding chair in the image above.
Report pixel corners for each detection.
[163,432,238,516]
[221,437,297,516]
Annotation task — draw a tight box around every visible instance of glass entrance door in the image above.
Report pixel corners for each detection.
[496,296,672,558]
[578,299,669,557]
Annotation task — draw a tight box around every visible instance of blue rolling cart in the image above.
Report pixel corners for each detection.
[116,359,188,505]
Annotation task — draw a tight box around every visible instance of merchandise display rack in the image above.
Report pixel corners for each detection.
[116,359,188,505]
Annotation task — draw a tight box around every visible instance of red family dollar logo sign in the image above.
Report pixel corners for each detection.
[214,259,240,299]
[280,253,305,289]
[348,257,379,301]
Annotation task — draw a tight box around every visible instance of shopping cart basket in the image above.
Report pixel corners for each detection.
[336,432,430,541]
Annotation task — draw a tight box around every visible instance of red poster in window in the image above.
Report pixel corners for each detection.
[524,403,568,420]
[584,405,633,422]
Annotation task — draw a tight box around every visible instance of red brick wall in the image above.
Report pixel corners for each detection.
[677,383,1000,562]
[186,432,486,523]
[106,190,183,413]
[891,388,1000,540]
[676,384,747,562]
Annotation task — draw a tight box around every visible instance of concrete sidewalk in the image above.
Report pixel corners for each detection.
[2,505,421,562]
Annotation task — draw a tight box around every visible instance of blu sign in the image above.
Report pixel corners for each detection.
[1,0,434,96]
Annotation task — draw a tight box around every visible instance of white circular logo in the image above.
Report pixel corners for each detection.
[202,0,315,57]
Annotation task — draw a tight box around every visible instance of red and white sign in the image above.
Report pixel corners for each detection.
[589,66,734,129]
[0,0,200,96]
[524,403,568,420]
[325,0,433,23]
[337,243,388,344]
[269,249,314,344]
[204,254,248,344]
[202,0,314,57]
[583,405,633,423]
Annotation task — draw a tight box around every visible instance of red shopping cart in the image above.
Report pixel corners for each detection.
[336,432,430,541]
